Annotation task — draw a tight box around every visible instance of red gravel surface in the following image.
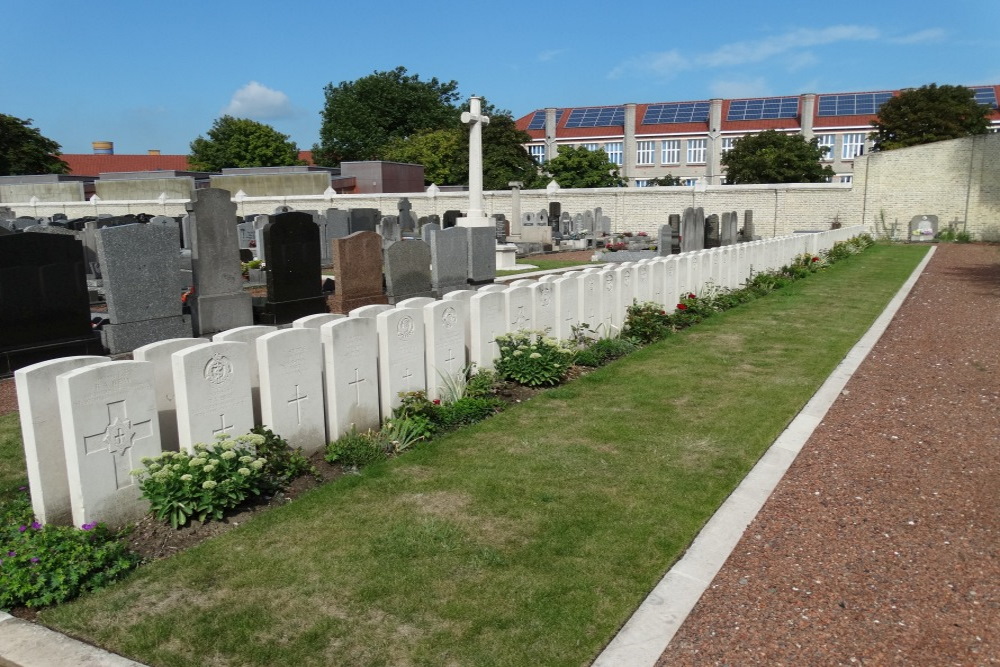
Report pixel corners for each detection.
[659,243,1000,665]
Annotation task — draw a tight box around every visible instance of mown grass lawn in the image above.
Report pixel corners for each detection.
[497,256,603,275]
[33,244,927,666]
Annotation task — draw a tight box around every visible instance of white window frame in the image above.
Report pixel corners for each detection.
[841,133,866,160]
[580,142,600,151]
[840,174,853,184]
[528,144,546,164]
[604,142,623,166]
[634,179,651,187]
[686,138,707,164]
[661,139,680,164]
[636,140,655,165]
[682,177,699,187]
[720,137,738,154]
[816,134,836,161]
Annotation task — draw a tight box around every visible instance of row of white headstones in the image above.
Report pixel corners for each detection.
[16,226,867,529]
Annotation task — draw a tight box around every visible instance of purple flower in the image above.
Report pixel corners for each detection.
[31,521,42,531]
[30,557,39,564]
[7,551,15,557]
[18,525,27,533]
[18,486,27,491]
[81,522,97,531]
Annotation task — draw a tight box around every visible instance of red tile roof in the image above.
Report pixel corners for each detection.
[61,154,191,176]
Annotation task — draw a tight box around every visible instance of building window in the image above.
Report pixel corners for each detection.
[840,174,853,184]
[841,133,866,160]
[721,137,738,154]
[580,142,599,151]
[604,142,623,166]
[634,179,651,187]
[528,145,546,164]
[661,139,680,164]
[686,138,707,164]
[682,177,699,186]
[816,134,836,161]
[636,140,655,165]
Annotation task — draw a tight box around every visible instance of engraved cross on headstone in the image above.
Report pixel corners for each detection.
[83,400,153,490]
[287,384,308,425]
[212,413,234,438]
[347,368,367,405]
[511,305,529,331]
[444,348,457,374]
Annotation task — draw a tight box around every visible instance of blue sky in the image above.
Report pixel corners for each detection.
[3,0,997,155]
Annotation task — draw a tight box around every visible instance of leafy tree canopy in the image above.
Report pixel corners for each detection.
[544,145,623,188]
[648,174,683,186]
[188,116,301,172]
[721,130,834,185]
[0,113,68,176]
[314,67,460,165]
[870,83,991,151]
[382,128,465,186]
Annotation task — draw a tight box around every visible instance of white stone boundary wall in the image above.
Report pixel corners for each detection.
[18,226,868,528]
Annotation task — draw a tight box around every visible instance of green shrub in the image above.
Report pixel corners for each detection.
[494,330,575,387]
[250,426,316,492]
[465,368,501,399]
[325,428,388,468]
[435,397,505,428]
[622,301,672,344]
[667,292,717,329]
[132,433,271,529]
[1,493,139,609]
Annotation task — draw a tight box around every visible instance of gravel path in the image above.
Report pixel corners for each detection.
[659,243,1000,665]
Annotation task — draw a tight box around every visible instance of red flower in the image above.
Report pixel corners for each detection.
[677,303,688,310]
[812,256,820,262]
[432,399,441,405]
[660,310,666,315]
[687,293,696,299]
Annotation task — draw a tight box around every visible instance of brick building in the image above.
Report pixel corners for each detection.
[515,85,1000,187]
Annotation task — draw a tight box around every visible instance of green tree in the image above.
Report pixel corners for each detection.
[870,83,991,151]
[314,67,460,165]
[721,130,834,184]
[188,116,301,171]
[648,174,683,186]
[476,105,545,190]
[382,128,465,185]
[0,113,68,175]
[544,145,623,188]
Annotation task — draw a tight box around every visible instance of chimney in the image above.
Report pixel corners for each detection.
[92,141,114,155]
[147,149,161,155]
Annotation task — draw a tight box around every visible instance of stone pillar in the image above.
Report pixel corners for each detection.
[458,97,491,228]
[545,107,559,162]
[800,93,816,140]
[623,103,637,185]
[508,181,523,238]
[706,98,723,185]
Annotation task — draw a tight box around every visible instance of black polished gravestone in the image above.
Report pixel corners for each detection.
[0,233,103,373]
[257,211,328,324]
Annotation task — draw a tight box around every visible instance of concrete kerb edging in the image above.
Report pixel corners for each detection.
[592,245,937,667]
[0,611,145,667]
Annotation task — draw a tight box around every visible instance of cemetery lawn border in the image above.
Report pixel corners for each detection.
[0,413,25,501]
[38,245,927,666]
[497,257,601,275]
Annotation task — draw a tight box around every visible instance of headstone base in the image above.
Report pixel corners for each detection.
[0,336,105,375]
[256,296,329,325]
[330,292,388,315]
[191,292,253,336]
[100,316,193,355]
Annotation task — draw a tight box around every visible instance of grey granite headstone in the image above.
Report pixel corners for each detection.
[669,214,681,253]
[348,208,380,234]
[467,227,496,285]
[560,211,572,235]
[326,209,350,239]
[521,211,535,227]
[398,198,416,234]
[720,212,738,246]
[657,224,672,257]
[24,225,77,236]
[383,239,433,304]
[186,188,253,336]
[681,207,704,252]
[430,226,470,297]
[421,223,441,243]
[380,215,401,246]
[740,210,756,242]
[253,214,269,260]
[537,210,549,227]
[236,221,255,249]
[582,210,594,234]
[705,214,720,248]
[96,223,191,353]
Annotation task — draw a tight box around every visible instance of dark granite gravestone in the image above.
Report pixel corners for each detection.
[430,227,470,297]
[239,249,254,263]
[669,214,681,254]
[560,212,572,235]
[705,214,721,248]
[383,240,433,304]
[0,233,103,373]
[418,214,441,231]
[330,231,388,313]
[326,209,350,239]
[0,226,12,236]
[259,211,328,324]
[348,208,380,234]
[739,210,756,242]
[495,216,510,243]
[442,210,463,229]
[549,202,562,225]
[398,198,417,234]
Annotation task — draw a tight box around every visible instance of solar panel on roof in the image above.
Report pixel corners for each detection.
[642,101,710,124]
[564,107,625,128]
[817,92,894,116]
[727,97,799,121]
[526,109,565,130]
[971,86,998,109]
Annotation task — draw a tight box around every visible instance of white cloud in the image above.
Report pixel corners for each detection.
[538,49,567,62]
[709,77,772,99]
[222,81,293,119]
[890,28,946,45]
[610,25,880,79]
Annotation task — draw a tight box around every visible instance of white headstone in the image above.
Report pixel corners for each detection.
[505,286,534,333]
[469,291,506,370]
[529,281,557,337]
[424,300,469,401]
[442,290,475,303]
[552,275,580,342]
[577,271,602,338]
[636,262,654,304]
[172,341,254,453]
[132,337,204,453]
[212,325,277,424]
[257,328,326,455]
[15,356,107,525]
[477,284,507,293]
[292,313,344,329]
[349,304,394,318]
[321,317,381,441]
[376,308,427,417]
[647,260,666,307]
[56,360,161,527]
[395,296,437,310]
[508,279,535,288]
[599,269,622,334]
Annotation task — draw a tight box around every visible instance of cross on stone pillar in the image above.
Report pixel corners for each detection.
[459,96,491,227]
[211,413,234,438]
[347,368,367,405]
[82,400,153,490]
[287,384,308,425]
